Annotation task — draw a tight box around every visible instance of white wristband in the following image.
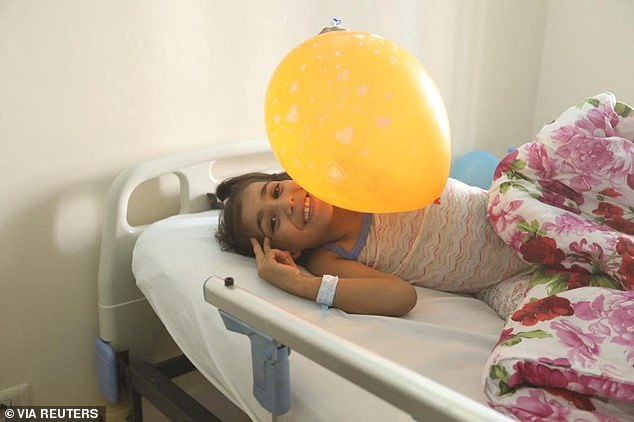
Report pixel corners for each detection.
[316,274,339,308]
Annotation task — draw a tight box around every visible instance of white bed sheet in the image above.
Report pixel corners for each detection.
[133,210,505,421]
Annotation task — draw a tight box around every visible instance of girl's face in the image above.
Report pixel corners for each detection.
[240,180,334,254]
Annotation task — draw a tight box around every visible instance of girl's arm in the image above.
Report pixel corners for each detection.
[250,238,417,317]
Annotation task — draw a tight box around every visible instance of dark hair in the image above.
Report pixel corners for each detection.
[214,171,291,257]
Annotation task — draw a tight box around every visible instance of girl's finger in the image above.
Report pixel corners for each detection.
[250,238,263,258]
[263,237,272,253]
[272,249,288,262]
[274,250,298,267]
[280,255,295,266]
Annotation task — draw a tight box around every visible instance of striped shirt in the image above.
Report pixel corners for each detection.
[322,178,533,292]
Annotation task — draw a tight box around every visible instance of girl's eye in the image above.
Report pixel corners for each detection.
[270,215,278,232]
[272,184,281,199]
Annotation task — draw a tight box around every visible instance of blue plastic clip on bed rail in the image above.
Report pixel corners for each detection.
[219,310,291,415]
[95,338,118,404]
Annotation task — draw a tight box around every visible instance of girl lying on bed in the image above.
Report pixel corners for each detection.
[213,92,634,321]
[213,171,533,317]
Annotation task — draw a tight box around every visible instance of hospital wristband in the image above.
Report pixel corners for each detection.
[316,274,339,308]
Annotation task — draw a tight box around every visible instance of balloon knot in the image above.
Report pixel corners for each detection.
[319,18,347,35]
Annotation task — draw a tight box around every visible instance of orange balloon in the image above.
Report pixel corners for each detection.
[265,30,450,213]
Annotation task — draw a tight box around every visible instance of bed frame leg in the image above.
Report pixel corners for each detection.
[124,357,223,422]
[130,389,143,421]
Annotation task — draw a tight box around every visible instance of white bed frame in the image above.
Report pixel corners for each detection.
[97,139,511,421]
[98,139,275,360]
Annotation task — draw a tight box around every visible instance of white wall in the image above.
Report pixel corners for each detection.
[0,0,632,408]
[438,0,634,157]
[533,0,634,129]
[465,1,548,155]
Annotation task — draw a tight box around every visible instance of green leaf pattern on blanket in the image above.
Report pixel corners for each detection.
[517,219,547,238]
[489,364,516,396]
[529,266,623,295]
[614,101,632,118]
[577,97,601,108]
[589,274,623,289]
[499,329,552,347]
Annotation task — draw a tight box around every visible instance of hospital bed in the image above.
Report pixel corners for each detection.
[96,138,513,421]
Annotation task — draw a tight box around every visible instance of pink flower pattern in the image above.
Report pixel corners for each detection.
[574,291,634,356]
[542,214,599,236]
[484,93,634,421]
[489,193,523,234]
[487,92,634,290]
[509,389,572,421]
[550,320,605,367]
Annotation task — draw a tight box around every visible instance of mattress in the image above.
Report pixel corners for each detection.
[132,210,505,421]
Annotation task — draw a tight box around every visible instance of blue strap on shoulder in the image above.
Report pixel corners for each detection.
[320,213,372,260]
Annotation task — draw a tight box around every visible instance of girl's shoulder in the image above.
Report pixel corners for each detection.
[305,246,342,274]
[305,244,393,279]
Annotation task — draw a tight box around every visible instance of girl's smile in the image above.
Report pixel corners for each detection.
[302,194,314,224]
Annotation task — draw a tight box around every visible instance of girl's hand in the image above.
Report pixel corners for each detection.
[250,237,302,284]
[250,238,417,317]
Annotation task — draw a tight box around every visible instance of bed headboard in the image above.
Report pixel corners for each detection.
[97,139,281,360]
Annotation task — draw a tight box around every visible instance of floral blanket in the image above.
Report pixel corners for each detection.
[485,93,634,421]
